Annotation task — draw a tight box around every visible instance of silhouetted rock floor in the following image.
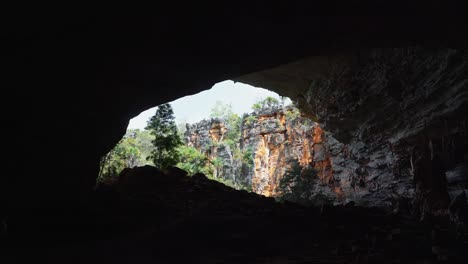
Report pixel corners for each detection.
[4,166,468,263]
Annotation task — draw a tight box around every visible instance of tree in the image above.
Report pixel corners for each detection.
[210,101,233,119]
[211,157,224,177]
[130,129,155,165]
[177,145,213,176]
[251,96,280,112]
[177,122,188,139]
[209,101,242,144]
[98,135,142,182]
[146,103,183,170]
[252,102,262,111]
[263,96,280,108]
[242,147,254,168]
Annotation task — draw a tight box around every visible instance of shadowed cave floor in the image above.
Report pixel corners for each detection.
[4,167,468,263]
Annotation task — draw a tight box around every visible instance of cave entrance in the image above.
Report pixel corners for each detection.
[98,80,330,199]
[97,78,365,207]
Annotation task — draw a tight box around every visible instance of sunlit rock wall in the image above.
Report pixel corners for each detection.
[185,106,415,208]
[236,48,468,212]
[184,118,242,182]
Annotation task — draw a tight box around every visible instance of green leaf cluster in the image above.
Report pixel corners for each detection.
[209,101,242,144]
[98,129,155,182]
[242,147,254,168]
[244,115,257,126]
[284,106,301,121]
[251,96,280,112]
[176,145,212,176]
[145,103,183,170]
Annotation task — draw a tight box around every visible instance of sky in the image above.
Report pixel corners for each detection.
[127,80,291,130]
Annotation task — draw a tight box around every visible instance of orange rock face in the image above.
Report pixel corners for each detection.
[209,122,227,143]
[187,107,399,206]
[246,110,342,200]
[312,126,334,184]
[247,112,285,196]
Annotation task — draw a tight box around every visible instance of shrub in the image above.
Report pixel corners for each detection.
[244,115,258,126]
[251,96,280,112]
[285,107,301,121]
[176,145,210,176]
[242,147,254,168]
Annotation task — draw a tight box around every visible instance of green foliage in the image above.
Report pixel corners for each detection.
[176,145,251,191]
[232,147,243,162]
[211,157,224,169]
[98,130,154,182]
[146,103,183,170]
[242,147,254,168]
[244,115,258,126]
[252,102,262,111]
[128,129,154,163]
[210,101,242,144]
[251,96,280,112]
[225,113,241,143]
[263,96,280,107]
[285,106,301,121]
[177,122,188,138]
[222,139,236,149]
[204,142,213,150]
[176,145,211,176]
[176,147,227,179]
[210,101,233,119]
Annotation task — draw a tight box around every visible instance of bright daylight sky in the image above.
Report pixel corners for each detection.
[127,80,291,130]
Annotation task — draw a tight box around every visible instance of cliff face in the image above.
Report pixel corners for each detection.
[182,48,467,212]
[185,118,242,183]
[236,48,468,214]
[184,106,413,208]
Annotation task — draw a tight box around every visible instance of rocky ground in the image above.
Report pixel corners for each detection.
[3,166,468,263]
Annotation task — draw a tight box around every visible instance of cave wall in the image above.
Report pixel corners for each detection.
[237,48,468,212]
[185,106,415,208]
[4,9,468,212]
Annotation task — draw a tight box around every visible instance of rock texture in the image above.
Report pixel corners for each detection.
[6,9,468,214]
[185,106,414,208]
[237,48,468,214]
[5,11,468,263]
[185,118,242,181]
[7,166,468,263]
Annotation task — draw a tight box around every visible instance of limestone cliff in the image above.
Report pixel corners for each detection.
[184,105,412,208]
[236,48,468,214]
[184,118,242,183]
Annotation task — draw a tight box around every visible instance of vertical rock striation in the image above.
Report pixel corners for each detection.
[236,48,468,213]
[184,105,414,208]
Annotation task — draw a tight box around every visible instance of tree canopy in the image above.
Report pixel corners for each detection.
[209,101,241,146]
[251,96,281,112]
[146,103,183,170]
[98,129,154,181]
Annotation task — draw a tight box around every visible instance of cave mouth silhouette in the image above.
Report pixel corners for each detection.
[5,10,468,262]
[6,54,468,263]
[98,81,296,193]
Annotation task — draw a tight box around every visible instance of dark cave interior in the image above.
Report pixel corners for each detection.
[3,6,468,263]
